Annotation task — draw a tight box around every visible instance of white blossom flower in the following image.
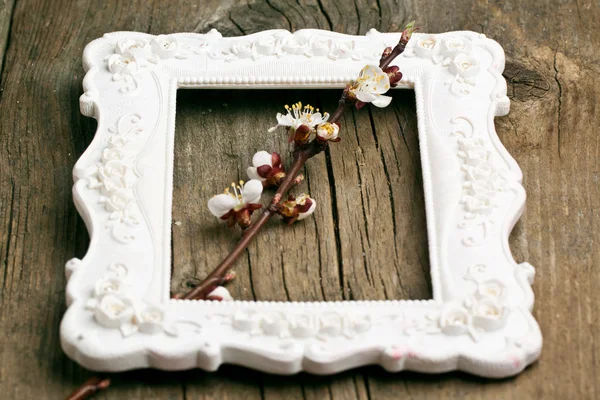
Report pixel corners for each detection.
[151,35,180,59]
[208,180,262,217]
[94,294,134,328]
[316,122,340,143]
[278,193,316,224]
[295,194,316,220]
[268,102,329,132]
[246,151,285,186]
[349,65,393,108]
[208,180,263,228]
[207,286,233,301]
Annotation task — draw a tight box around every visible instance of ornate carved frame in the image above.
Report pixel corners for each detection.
[62,28,542,377]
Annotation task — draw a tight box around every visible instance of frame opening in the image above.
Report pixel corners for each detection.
[171,88,432,302]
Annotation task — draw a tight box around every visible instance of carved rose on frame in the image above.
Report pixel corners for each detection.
[63,23,541,385]
[106,35,190,94]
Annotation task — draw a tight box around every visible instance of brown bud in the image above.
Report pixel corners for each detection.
[293,124,312,146]
[384,65,403,87]
[269,171,286,187]
[293,174,305,186]
[232,204,262,230]
[235,208,252,229]
[380,46,393,64]
[355,101,367,111]
[400,21,417,44]
[223,271,237,283]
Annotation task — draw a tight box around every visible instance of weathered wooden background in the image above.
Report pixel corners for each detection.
[1,0,599,398]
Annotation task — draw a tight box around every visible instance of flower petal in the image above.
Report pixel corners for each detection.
[310,112,327,126]
[241,179,263,204]
[252,151,273,167]
[355,91,377,103]
[370,95,393,108]
[298,199,317,220]
[271,152,282,167]
[246,167,264,181]
[276,113,294,126]
[357,65,390,94]
[370,73,391,94]
[358,64,374,79]
[256,165,272,178]
[208,194,237,217]
[207,286,233,301]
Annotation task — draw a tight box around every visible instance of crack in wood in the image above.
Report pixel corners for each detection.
[315,0,334,31]
[553,49,563,159]
[266,0,293,31]
[324,145,345,299]
[305,167,329,301]
[1,177,15,299]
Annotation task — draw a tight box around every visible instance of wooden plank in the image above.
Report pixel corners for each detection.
[2,0,600,398]
[0,0,225,398]
[0,0,15,79]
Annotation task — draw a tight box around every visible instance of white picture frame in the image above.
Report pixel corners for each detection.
[61,28,542,378]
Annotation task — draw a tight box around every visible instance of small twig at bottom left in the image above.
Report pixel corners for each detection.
[66,376,111,400]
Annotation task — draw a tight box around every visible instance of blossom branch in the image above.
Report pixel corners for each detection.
[178,22,416,301]
[179,141,324,300]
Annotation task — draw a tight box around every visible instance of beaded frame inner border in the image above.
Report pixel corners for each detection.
[61,29,542,377]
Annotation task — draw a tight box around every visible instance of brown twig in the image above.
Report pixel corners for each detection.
[66,377,111,400]
[379,41,408,70]
[178,23,414,301]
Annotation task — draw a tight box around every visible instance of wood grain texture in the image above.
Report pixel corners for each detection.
[1,0,599,398]
[0,0,15,78]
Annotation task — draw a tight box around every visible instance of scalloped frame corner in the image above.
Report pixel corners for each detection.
[62,28,541,378]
